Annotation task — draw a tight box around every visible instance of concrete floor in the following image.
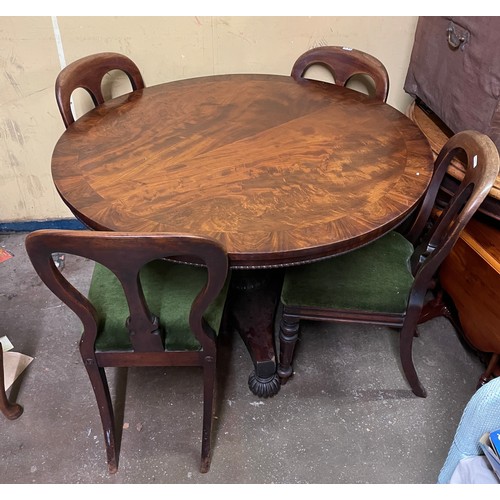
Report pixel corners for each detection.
[0,231,487,484]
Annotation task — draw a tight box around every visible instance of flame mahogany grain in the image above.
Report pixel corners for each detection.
[52,74,433,268]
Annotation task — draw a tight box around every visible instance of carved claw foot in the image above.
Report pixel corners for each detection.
[248,371,281,398]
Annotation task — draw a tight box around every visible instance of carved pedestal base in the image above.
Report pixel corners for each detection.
[248,371,281,398]
[225,268,284,398]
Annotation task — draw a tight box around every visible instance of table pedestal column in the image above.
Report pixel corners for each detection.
[225,268,283,397]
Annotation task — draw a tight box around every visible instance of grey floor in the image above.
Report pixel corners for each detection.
[0,231,487,484]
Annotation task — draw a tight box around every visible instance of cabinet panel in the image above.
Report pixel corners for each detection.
[439,218,500,355]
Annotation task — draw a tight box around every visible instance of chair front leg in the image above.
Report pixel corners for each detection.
[278,315,300,384]
[400,312,427,398]
[84,362,119,473]
[0,347,23,420]
[200,355,216,473]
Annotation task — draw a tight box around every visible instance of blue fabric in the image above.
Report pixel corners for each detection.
[438,377,500,483]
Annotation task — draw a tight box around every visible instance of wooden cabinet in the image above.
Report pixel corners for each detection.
[439,216,500,382]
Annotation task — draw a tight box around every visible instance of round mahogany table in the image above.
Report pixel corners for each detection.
[52,74,434,396]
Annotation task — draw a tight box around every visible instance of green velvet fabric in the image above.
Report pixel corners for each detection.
[281,231,415,314]
[87,260,228,352]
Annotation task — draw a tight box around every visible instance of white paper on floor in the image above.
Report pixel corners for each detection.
[1,335,33,391]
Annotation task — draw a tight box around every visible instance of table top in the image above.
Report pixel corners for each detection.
[52,74,434,268]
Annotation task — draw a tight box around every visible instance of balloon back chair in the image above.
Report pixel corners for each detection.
[291,45,389,102]
[277,130,500,398]
[25,230,229,473]
[55,52,145,128]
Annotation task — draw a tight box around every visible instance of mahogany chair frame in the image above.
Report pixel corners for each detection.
[25,230,228,473]
[0,347,23,420]
[291,45,390,102]
[278,130,500,397]
[55,52,145,128]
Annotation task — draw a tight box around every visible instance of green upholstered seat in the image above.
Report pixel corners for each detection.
[88,260,229,352]
[281,231,415,314]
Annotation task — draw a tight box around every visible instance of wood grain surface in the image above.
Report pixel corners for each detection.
[409,101,500,201]
[52,74,434,268]
[440,217,500,354]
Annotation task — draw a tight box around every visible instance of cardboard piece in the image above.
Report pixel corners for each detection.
[0,247,13,263]
[3,351,33,391]
[2,336,33,391]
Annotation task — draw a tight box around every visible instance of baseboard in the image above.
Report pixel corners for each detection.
[0,219,86,233]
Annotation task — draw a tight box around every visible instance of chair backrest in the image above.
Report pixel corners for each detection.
[291,46,389,102]
[55,52,145,128]
[24,230,228,356]
[404,130,499,299]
